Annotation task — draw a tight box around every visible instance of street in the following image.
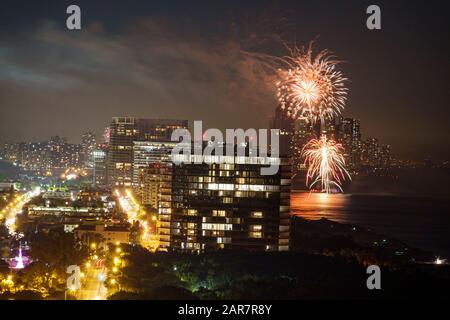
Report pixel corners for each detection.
[77,267,108,300]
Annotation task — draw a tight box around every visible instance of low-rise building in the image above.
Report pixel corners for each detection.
[74,224,130,245]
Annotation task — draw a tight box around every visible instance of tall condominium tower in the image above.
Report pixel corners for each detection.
[107,117,188,187]
[158,147,291,252]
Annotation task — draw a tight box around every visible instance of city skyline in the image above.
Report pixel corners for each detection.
[0,0,449,160]
[1,1,450,303]
[0,115,410,164]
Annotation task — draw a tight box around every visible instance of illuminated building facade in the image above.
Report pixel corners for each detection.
[93,148,108,188]
[159,151,291,252]
[107,117,188,188]
[136,163,171,209]
[291,117,315,177]
[107,117,138,188]
[337,118,361,170]
[361,138,391,168]
[81,132,97,167]
[270,105,294,158]
[1,138,84,173]
[132,141,177,187]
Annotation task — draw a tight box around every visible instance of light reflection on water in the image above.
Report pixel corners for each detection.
[290,191,450,256]
[290,191,351,223]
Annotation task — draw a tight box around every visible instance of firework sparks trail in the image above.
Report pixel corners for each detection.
[277,44,348,123]
[275,43,351,193]
[302,135,351,193]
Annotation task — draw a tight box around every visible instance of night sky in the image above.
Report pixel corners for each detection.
[0,0,449,160]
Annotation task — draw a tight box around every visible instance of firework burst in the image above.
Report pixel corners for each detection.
[302,135,351,193]
[277,45,347,123]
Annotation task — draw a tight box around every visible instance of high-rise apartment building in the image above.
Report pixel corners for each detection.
[270,106,294,158]
[361,138,391,168]
[337,118,361,170]
[107,117,188,188]
[107,117,139,188]
[133,141,179,206]
[132,141,178,187]
[158,148,291,252]
[291,117,315,177]
[92,148,108,188]
[81,132,97,167]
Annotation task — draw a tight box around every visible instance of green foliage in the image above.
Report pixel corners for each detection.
[29,229,88,270]
[114,246,450,300]
[0,259,9,275]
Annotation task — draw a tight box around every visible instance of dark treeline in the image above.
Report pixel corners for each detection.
[108,245,450,300]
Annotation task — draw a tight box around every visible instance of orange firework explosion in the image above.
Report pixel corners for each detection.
[277,45,347,122]
[302,135,351,193]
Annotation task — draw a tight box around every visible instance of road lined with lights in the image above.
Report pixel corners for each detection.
[1,187,41,236]
[115,189,159,251]
[77,266,108,300]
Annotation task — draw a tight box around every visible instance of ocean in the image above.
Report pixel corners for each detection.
[291,191,450,256]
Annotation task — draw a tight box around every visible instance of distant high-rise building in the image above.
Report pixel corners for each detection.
[132,141,178,187]
[133,141,178,204]
[92,147,108,188]
[337,118,361,170]
[81,132,97,167]
[107,117,188,188]
[107,117,139,188]
[48,136,68,169]
[270,106,294,158]
[65,143,84,168]
[1,142,21,163]
[378,144,391,168]
[158,146,291,252]
[6,137,83,172]
[137,163,169,209]
[291,117,315,177]
[361,138,379,167]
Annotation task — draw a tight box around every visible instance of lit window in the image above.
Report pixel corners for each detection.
[212,210,226,217]
[251,211,263,218]
[249,231,262,238]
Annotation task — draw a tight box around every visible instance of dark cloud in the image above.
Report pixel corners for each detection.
[0,17,282,144]
[0,0,449,160]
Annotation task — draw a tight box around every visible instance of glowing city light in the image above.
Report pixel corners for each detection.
[13,245,25,269]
